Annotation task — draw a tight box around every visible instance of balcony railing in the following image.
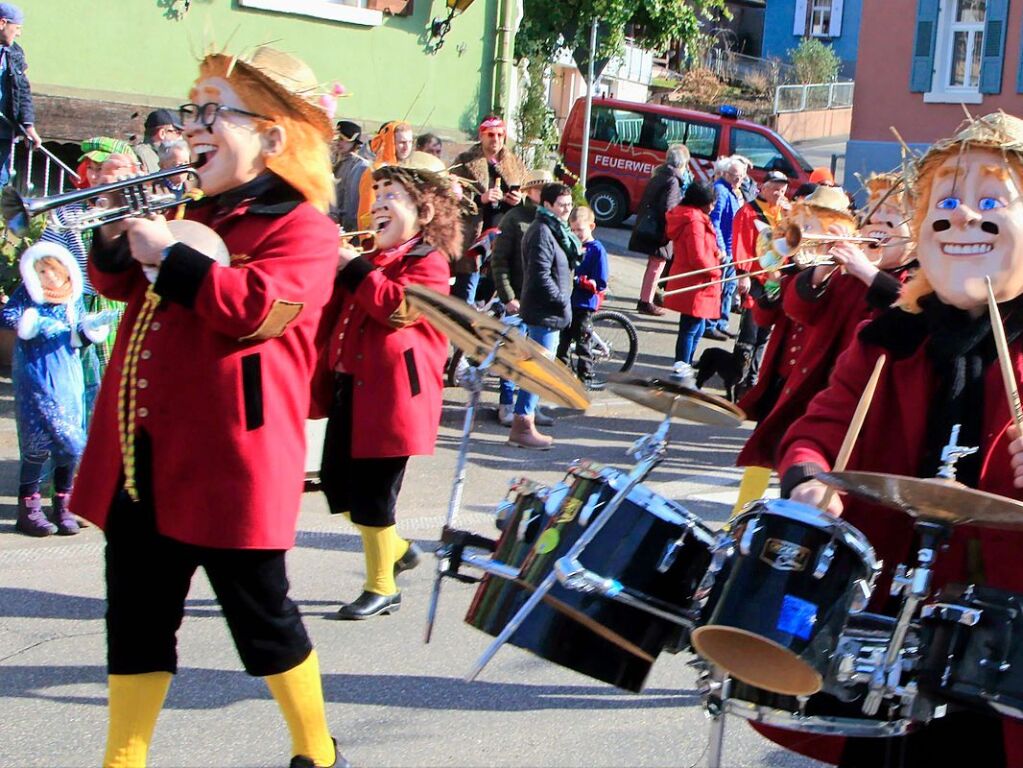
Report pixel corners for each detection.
[5,137,79,198]
[773,81,855,113]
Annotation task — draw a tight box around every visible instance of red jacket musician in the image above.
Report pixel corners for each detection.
[312,158,461,621]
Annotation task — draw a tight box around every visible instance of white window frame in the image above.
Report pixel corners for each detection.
[924,0,986,104]
[808,0,834,37]
[238,0,382,27]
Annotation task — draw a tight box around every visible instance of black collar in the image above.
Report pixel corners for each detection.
[201,172,304,216]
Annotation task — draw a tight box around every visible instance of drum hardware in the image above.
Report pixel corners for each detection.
[813,539,837,579]
[936,424,978,481]
[657,524,697,573]
[862,519,949,716]
[466,402,678,682]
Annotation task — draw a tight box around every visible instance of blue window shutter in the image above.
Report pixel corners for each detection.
[909,0,940,93]
[980,0,1008,94]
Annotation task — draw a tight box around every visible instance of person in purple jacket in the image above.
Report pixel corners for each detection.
[557,205,609,390]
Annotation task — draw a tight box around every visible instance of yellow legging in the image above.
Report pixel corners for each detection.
[730,466,773,518]
[354,522,410,596]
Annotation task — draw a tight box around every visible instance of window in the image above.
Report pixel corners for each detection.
[793,0,843,38]
[588,107,719,158]
[923,0,988,102]
[809,0,832,36]
[730,129,794,176]
[238,0,383,26]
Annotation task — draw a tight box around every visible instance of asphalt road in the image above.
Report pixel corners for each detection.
[0,228,823,767]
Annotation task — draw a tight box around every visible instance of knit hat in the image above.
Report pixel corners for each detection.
[809,167,835,185]
[79,137,137,163]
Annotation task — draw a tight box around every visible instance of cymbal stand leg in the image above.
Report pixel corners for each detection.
[425,341,503,644]
[862,519,949,715]
[465,405,674,680]
[705,670,730,768]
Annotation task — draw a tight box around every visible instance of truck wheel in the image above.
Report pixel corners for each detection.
[586,184,627,227]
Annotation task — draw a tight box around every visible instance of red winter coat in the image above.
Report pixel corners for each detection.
[72,176,339,550]
[736,269,907,468]
[661,205,721,318]
[771,320,1023,764]
[310,237,451,458]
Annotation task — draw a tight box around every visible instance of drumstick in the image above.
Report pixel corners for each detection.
[819,354,887,511]
[986,276,1023,435]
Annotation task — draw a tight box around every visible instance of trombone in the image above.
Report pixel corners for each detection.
[338,228,377,254]
[1,165,200,237]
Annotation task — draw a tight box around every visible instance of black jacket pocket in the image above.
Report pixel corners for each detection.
[403,348,421,397]
[241,353,264,430]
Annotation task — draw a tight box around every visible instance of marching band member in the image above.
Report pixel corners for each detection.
[70,48,346,767]
[778,112,1023,767]
[313,155,460,620]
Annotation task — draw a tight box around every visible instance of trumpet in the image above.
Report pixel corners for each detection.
[1,165,200,237]
[759,223,883,270]
[338,228,377,254]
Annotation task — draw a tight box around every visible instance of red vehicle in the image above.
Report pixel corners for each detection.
[558,97,814,226]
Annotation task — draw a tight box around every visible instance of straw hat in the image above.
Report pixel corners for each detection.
[913,111,1023,185]
[230,47,333,139]
[802,184,853,216]
[402,151,447,174]
[521,169,553,190]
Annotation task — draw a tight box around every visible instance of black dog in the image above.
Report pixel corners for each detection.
[694,346,752,402]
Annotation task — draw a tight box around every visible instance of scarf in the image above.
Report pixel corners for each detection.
[536,205,583,269]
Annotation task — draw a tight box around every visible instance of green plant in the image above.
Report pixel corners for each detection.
[789,37,840,84]
[0,216,46,300]
[515,57,561,163]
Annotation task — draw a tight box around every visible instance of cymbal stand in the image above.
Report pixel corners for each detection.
[465,400,677,681]
[862,519,949,715]
[424,335,507,643]
[697,665,731,768]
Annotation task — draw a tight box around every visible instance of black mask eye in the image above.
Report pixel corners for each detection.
[932,220,951,232]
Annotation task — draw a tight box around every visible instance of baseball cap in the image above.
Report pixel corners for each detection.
[144,108,183,132]
[0,3,25,24]
[336,120,362,143]
[79,137,137,163]
[809,167,835,185]
[764,170,789,184]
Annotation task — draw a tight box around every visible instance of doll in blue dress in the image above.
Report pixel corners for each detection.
[1,242,113,536]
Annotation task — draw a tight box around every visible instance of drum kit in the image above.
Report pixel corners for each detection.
[405,285,1023,767]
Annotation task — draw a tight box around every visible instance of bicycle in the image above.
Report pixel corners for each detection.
[445,302,639,387]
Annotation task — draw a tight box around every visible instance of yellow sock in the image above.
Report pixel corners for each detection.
[731,466,773,519]
[103,672,172,768]
[355,522,398,595]
[264,651,335,767]
[388,526,410,561]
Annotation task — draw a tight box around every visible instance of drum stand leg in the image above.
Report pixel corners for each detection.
[465,405,677,680]
[705,670,730,768]
[424,341,504,644]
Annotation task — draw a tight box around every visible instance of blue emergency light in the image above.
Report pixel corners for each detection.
[719,104,741,119]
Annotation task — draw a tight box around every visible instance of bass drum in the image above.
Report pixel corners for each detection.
[467,460,715,692]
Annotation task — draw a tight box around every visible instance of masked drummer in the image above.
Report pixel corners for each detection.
[776,112,1023,766]
[71,48,345,767]
[311,153,459,620]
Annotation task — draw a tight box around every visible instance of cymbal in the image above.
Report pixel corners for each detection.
[606,373,745,427]
[818,471,1023,528]
[404,285,590,411]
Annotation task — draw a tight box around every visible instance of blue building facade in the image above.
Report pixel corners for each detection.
[761,0,862,79]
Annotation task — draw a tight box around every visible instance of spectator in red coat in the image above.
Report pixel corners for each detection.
[313,159,460,620]
[662,180,721,387]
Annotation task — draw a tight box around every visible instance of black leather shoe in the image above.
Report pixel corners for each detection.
[394,541,422,577]
[703,327,729,341]
[290,737,352,768]
[332,591,401,620]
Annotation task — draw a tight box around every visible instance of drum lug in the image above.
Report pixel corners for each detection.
[850,578,872,614]
[890,564,912,598]
[812,540,837,580]
[695,539,732,601]
[554,556,621,597]
[920,602,983,626]
[979,657,1012,672]
[657,528,690,573]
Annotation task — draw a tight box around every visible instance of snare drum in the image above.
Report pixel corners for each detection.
[692,498,880,697]
[472,460,715,692]
[919,584,1023,720]
[465,478,568,636]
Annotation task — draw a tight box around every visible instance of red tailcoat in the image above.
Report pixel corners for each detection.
[661,206,721,318]
[72,177,338,550]
[772,317,1023,764]
[310,237,451,458]
[736,269,904,468]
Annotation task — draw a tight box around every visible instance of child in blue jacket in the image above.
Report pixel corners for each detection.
[557,206,609,389]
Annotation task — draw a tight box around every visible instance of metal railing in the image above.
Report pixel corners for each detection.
[702,49,796,89]
[5,136,79,198]
[773,81,855,114]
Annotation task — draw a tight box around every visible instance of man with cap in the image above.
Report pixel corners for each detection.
[133,108,184,173]
[332,119,369,232]
[489,168,553,425]
[0,3,40,185]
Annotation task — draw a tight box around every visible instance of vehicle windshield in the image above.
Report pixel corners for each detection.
[774,134,814,173]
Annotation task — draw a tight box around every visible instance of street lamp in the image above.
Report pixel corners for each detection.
[429,0,476,52]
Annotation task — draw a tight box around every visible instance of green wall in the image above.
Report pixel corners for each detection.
[21,0,497,137]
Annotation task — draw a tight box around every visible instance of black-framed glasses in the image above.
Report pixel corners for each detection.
[178,102,271,129]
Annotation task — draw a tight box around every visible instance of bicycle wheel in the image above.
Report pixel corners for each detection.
[584,310,639,376]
